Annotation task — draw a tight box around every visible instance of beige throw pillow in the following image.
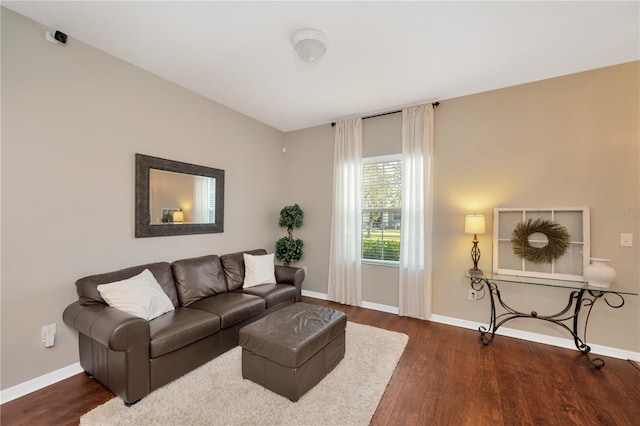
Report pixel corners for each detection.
[97,269,175,320]
[243,253,276,288]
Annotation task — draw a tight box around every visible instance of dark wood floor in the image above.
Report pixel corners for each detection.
[3,297,639,425]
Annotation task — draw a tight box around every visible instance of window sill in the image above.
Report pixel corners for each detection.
[362,259,399,268]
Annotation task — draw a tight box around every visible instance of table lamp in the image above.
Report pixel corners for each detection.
[173,210,184,223]
[465,214,485,275]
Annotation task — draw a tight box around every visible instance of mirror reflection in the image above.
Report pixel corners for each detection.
[135,153,224,238]
[149,169,217,225]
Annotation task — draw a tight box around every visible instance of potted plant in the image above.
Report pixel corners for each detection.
[275,204,304,265]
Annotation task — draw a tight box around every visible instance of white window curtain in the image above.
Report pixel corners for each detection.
[399,104,434,319]
[193,176,209,223]
[328,118,363,306]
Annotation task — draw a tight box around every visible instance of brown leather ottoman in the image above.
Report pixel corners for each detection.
[238,302,347,402]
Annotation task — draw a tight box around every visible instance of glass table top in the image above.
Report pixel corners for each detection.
[465,270,638,296]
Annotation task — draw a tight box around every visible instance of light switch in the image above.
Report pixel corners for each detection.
[620,233,633,247]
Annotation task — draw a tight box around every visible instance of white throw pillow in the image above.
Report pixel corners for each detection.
[97,269,175,321]
[243,253,276,288]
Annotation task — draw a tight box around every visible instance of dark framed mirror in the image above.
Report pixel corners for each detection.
[135,153,224,237]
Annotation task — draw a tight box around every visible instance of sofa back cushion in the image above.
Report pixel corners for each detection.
[220,249,267,291]
[76,262,179,307]
[171,255,227,306]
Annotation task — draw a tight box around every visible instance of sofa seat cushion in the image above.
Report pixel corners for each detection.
[149,307,220,358]
[237,284,298,309]
[188,293,265,329]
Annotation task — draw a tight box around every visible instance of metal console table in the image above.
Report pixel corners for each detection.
[465,272,638,369]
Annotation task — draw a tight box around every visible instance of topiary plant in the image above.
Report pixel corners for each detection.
[275,204,304,265]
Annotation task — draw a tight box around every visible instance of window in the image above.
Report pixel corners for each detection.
[362,155,402,263]
[193,176,217,224]
[207,177,216,223]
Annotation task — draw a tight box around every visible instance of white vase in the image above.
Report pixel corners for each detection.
[584,258,616,288]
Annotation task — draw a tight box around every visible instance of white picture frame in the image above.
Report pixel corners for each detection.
[492,207,590,282]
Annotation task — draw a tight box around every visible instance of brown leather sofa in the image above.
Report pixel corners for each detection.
[62,249,304,405]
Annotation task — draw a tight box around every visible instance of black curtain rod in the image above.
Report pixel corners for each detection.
[331,101,440,127]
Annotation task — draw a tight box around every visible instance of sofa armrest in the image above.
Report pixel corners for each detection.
[63,301,150,404]
[63,301,150,351]
[275,266,305,302]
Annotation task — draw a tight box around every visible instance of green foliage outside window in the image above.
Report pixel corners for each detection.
[362,238,400,262]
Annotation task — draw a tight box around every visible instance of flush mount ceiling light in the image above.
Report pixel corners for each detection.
[292,29,329,62]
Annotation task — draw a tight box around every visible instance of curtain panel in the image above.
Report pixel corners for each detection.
[193,176,209,223]
[327,118,363,306]
[399,104,434,319]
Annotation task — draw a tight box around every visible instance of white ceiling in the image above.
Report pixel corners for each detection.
[4,1,639,132]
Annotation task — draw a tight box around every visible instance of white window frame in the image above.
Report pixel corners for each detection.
[207,177,216,223]
[362,154,402,266]
[492,207,590,281]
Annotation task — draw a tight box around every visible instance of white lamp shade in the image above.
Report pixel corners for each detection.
[465,214,485,234]
[173,211,184,223]
[292,29,328,62]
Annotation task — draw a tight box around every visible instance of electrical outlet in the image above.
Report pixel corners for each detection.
[620,233,633,247]
[42,323,56,348]
[468,289,476,300]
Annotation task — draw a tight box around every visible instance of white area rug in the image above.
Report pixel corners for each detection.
[81,321,408,426]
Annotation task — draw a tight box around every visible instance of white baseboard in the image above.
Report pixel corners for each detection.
[1,362,83,405]
[303,290,640,362]
[429,314,640,362]
[301,289,328,300]
[302,290,400,314]
[4,294,638,405]
[361,300,399,315]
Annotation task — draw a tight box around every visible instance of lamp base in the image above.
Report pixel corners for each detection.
[468,267,484,277]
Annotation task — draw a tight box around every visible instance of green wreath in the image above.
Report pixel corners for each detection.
[511,218,570,264]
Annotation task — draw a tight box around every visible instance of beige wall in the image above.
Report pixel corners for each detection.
[285,61,639,352]
[2,6,639,393]
[434,61,639,351]
[282,125,334,294]
[1,9,286,389]
[283,113,403,307]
